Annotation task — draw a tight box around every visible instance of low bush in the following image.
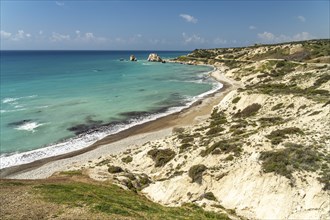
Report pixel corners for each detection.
[232,97,241,104]
[260,142,324,180]
[206,126,225,135]
[258,117,283,126]
[147,149,176,167]
[234,103,261,118]
[271,103,284,111]
[108,165,123,174]
[121,156,133,164]
[179,143,192,153]
[201,140,242,157]
[202,192,217,201]
[188,164,207,184]
[266,127,304,145]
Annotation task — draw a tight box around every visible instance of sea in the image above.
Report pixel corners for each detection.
[0,51,221,169]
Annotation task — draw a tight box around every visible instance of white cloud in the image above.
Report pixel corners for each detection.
[258,31,276,41]
[182,32,205,44]
[179,14,198,23]
[9,30,32,41]
[50,32,70,42]
[39,30,43,35]
[297,15,306,22]
[213,38,227,45]
[0,30,12,39]
[257,31,314,43]
[55,1,64,7]
[74,31,106,43]
[249,25,257,30]
[292,32,314,41]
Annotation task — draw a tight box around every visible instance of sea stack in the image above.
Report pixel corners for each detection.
[147,53,163,62]
[130,55,137,61]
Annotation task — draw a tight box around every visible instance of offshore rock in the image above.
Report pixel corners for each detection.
[147,53,163,62]
[130,55,137,61]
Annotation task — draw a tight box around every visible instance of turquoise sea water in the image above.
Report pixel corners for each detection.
[0,51,220,168]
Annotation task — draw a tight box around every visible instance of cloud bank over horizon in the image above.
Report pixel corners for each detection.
[1,1,328,50]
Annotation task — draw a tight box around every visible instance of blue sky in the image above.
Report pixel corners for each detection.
[1,0,329,50]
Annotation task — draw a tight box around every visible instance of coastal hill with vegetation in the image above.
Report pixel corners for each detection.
[1,39,329,219]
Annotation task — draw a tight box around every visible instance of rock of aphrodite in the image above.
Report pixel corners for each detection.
[130,55,137,61]
[147,53,163,62]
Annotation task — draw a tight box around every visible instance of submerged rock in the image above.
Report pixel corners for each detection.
[147,53,163,62]
[8,119,32,127]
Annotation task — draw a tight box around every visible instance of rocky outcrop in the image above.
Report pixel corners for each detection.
[130,55,137,61]
[147,53,163,62]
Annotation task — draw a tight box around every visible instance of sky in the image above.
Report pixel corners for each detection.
[0,0,329,50]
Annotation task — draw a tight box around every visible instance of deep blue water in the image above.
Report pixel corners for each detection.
[0,50,219,168]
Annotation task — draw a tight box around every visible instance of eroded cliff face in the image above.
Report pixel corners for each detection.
[73,40,330,219]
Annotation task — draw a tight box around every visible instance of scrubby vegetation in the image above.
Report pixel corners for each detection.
[121,156,133,164]
[202,192,217,201]
[201,140,242,157]
[266,127,304,145]
[258,117,284,127]
[147,148,176,167]
[232,96,241,104]
[260,143,329,189]
[234,103,261,118]
[108,165,124,173]
[188,164,207,184]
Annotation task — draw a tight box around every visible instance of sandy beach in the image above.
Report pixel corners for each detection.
[2,69,237,179]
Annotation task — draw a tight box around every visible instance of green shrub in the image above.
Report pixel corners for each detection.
[225,155,234,161]
[209,109,227,127]
[201,140,242,157]
[188,164,207,184]
[313,74,330,88]
[108,165,123,174]
[287,103,294,108]
[232,97,241,104]
[202,192,217,201]
[206,126,225,135]
[181,137,194,143]
[121,156,133,164]
[271,103,284,111]
[266,127,304,145]
[258,117,283,126]
[147,149,176,167]
[96,159,111,166]
[260,142,324,180]
[179,143,192,153]
[234,103,262,118]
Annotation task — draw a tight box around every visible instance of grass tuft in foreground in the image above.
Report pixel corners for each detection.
[35,180,230,219]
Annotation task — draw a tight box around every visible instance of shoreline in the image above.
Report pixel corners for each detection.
[1,69,237,179]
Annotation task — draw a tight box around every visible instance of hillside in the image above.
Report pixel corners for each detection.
[1,39,329,219]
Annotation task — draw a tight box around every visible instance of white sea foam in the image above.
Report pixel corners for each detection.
[2,95,37,104]
[0,70,223,169]
[15,122,43,132]
[0,108,27,114]
[2,98,19,104]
